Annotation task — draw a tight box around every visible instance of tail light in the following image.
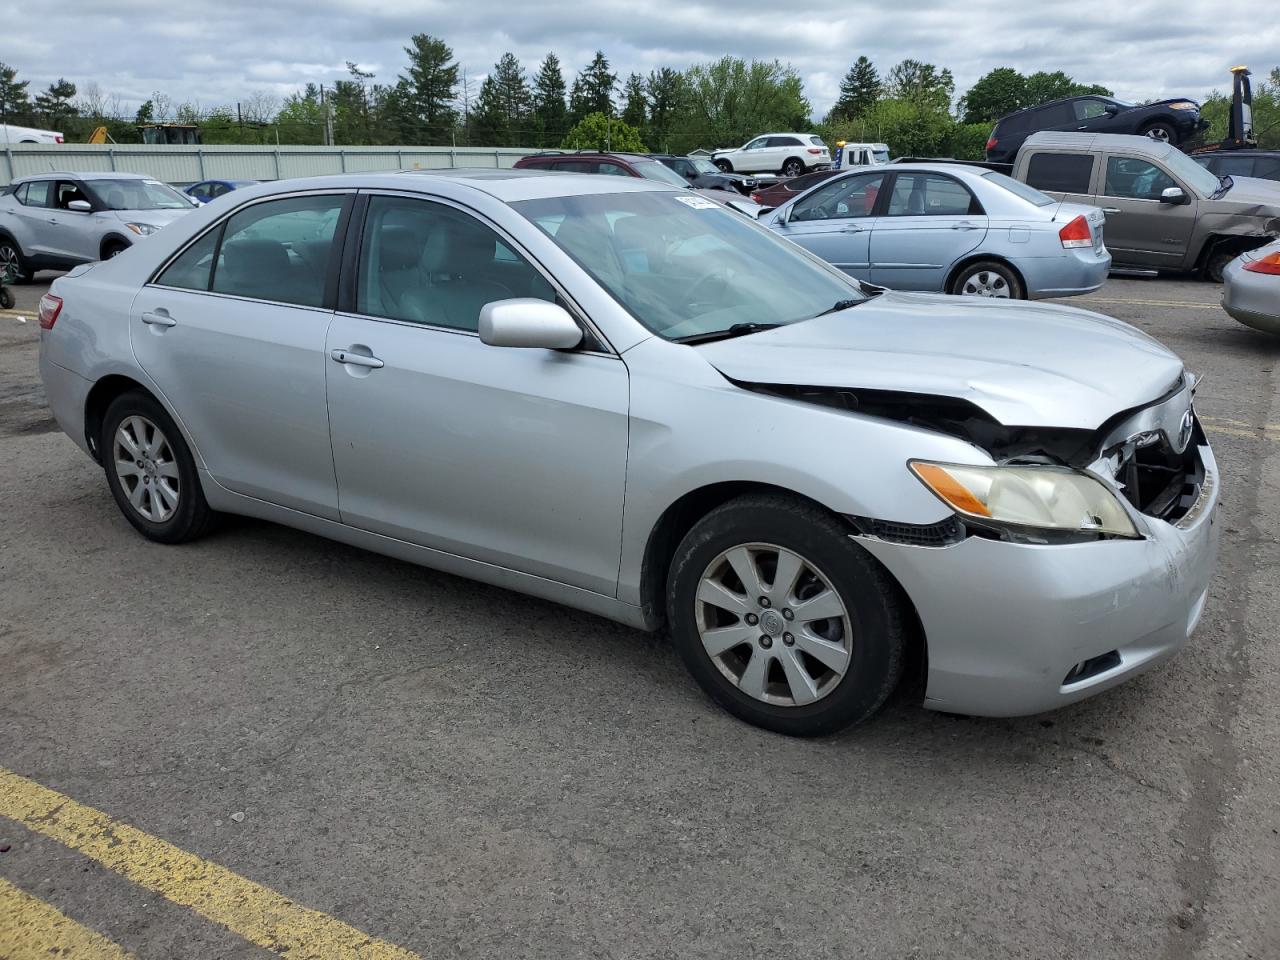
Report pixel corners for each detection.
[750,192,764,203]
[1244,251,1280,275]
[1059,215,1092,249]
[985,137,998,152]
[807,148,822,154]
[38,293,63,330]
[55,135,65,144]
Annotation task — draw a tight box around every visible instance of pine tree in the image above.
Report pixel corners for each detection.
[830,56,880,122]
[398,34,459,144]
[645,68,683,152]
[570,51,616,123]
[532,53,568,146]
[34,79,78,128]
[473,53,532,146]
[0,62,31,124]
[621,73,646,130]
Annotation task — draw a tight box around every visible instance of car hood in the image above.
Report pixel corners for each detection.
[109,208,195,227]
[695,291,1183,430]
[1212,176,1280,214]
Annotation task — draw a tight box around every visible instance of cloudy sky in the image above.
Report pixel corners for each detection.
[3,0,1277,119]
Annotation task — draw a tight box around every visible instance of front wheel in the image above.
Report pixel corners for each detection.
[950,261,1024,299]
[102,390,216,543]
[666,494,908,736]
[1204,248,1237,283]
[1142,121,1177,144]
[781,158,804,177]
[102,241,129,260]
[714,159,733,172]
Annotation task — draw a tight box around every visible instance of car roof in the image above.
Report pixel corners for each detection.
[1022,131,1176,158]
[1193,149,1280,158]
[997,94,1116,122]
[14,171,153,183]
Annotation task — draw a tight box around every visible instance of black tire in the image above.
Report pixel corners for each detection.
[666,494,908,737]
[101,390,216,544]
[0,286,13,309]
[102,240,130,260]
[714,159,733,172]
[0,235,31,284]
[949,260,1025,299]
[1204,248,1236,283]
[1141,121,1177,144]
[781,157,804,177]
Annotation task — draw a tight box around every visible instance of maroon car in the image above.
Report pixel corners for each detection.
[749,169,840,209]
[512,152,691,187]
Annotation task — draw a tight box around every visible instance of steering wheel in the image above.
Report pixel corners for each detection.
[686,270,731,308]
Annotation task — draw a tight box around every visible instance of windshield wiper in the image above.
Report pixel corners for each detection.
[813,298,866,318]
[674,322,782,345]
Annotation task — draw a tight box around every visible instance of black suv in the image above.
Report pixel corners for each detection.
[1193,150,1280,183]
[986,95,1209,163]
[650,155,758,194]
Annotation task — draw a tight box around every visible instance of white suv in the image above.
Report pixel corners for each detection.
[712,133,831,177]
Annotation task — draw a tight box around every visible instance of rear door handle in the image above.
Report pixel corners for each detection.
[141,311,177,327]
[330,348,384,369]
[951,221,981,231]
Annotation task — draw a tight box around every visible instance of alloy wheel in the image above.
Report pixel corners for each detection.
[0,243,20,274]
[959,269,1012,297]
[113,415,180,522]
[695,543,852,707]
[1146,127,1172,143]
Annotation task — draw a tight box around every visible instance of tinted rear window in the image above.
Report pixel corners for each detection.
[997,112,1032,134]
[1024,153,1094,194]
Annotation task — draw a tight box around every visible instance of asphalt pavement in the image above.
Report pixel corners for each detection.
[1,272,1277,959]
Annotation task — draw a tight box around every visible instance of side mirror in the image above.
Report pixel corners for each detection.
[67,199,92,213]
[1103,104,1121,117]
[1160,186,1189,205]
[479,299,583,350]
[775,204,791,225]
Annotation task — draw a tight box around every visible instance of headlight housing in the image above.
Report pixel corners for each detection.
[910,461,1140,541]
[1167,101,1198,111]
[124,222,160,236]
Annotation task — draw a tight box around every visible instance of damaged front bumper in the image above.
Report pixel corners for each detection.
[856,442,1219,718]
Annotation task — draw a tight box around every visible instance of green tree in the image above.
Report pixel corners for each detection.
[0,62,31,123]
[560,111,645,151]
[570,52,616,123]
[645,67,684,151]
[532,53,568,147]
[829,56,880,122]
[472,53,533,146]
[134,100,155,126]
[398,33,459,143]
[621,73,647,130]
[960,67,1027,124]
[884,60,953,111]
[34,78,78,128]
[856,96,954,156]
[1023,70,1110,107]
[678,57,811,152]
[275,84,326,144]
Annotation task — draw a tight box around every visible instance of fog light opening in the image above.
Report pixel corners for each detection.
[1062,650,1122,686]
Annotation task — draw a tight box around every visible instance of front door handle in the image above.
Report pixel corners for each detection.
[839,223,865,233]
[330,348,384,369]
[141,311,177,327]
[47,217,59,224]
[1102,208,1121,214]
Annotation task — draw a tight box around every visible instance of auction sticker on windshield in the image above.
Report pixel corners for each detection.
[673,195,720,210]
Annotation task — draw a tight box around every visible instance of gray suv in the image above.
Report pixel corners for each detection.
[0,172,196,281]
[1013,132,1280,281]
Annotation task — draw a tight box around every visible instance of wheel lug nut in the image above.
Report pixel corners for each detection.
[745,613,759,626]
[782,608,794,621]
[783,633,795,646]
[758,597,771,608]
[759,636,772,648]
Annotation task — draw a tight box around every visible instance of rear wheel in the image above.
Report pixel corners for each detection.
[950,260,1024,299]
[666,494,907,737]
[1141,121,1177,144]
[101,391,215,544]
[0,236,30,284]
[782,157,804,177]
[1204,247,1238,283]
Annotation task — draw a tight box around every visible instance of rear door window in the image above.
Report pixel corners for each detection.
[1035,103,1075,127]
[16,181,52,208]
[1025,152,1095,193]
[885,173,979,216]
[597,162,633,177]
[155,228,222,291]
[211,194,345,307]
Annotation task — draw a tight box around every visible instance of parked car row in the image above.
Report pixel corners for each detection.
[37,168,1219,737]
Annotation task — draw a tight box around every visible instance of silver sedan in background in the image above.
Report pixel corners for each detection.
[760,162,1111,299]
[38,171,1214,736]
[1222,239,1280,334]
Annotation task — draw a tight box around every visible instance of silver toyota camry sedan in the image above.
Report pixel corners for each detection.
[37,170,1218,736]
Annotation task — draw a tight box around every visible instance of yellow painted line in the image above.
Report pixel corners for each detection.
[1204,423,1280,441]
[1080,297,1222,310]
[0,766,421,960]
[0,309,32,320]
[0,875,137,959]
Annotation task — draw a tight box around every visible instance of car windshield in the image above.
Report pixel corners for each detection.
[515,191,864,341]
[86,178,193,210]
[1159,149,1226,196]
[982,171,1055,206]
[873,149,890,163]
[690,157,720,175]
[633,161,692,187]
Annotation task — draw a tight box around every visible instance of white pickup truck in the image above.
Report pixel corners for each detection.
[1,123,64,144]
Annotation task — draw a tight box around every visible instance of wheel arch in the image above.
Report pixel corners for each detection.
[99,234,132,260]
[84,374,152,462]
[1195,233,1269,277]
[637,480,927,691]
[945,253,1027,297]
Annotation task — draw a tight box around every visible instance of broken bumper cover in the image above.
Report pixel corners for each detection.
[857,444,1219,717]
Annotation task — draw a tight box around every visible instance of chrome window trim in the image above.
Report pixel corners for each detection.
[350,187,619,357]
